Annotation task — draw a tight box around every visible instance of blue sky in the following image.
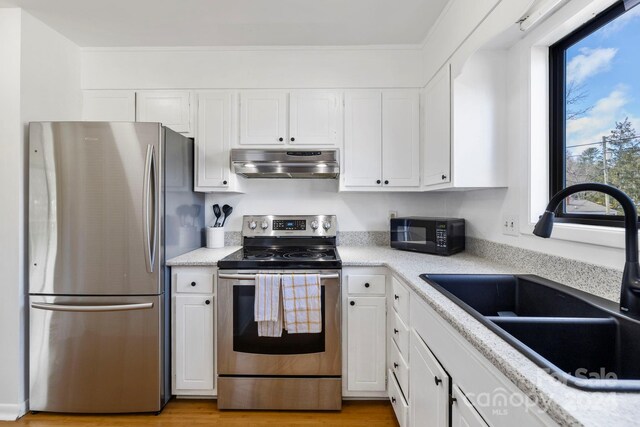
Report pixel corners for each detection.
[565,5,640,155]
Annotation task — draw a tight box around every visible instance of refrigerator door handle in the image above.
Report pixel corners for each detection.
[143,144,157,274]
[31,302,154,312]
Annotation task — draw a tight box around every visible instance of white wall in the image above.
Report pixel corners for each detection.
[0,9,81,420]
[81,47,424,89]
[0,8,25,420]
[443,0,629,271]
[204,180,447,231]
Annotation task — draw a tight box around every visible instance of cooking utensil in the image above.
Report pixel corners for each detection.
[213,204,221,227]
[221,204,233,227]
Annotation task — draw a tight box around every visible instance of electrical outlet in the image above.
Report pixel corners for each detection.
[389,210,398,220]
[502,215,519,236]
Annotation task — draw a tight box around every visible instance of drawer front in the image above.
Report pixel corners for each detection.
[391,310,410,357]
[388,369,409,427]
[390,339,410,397]
[347,274,386,295]
[176,271,214,294]
[392,276,410,324]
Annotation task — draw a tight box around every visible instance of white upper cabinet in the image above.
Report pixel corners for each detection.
[238,90,342,147]
[82,90,135,122]
[289,90,341,145]
[342,89,420,191]
[344,90,382,187]
[136,90,192,134]
[423,64,452,187]
[382,90,420,187]
[239,91,288,145]
[195,91,234,191]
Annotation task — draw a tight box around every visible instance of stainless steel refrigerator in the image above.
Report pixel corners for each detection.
[28,122,204,413]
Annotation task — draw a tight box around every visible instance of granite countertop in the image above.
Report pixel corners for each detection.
[166,246,241,266]
[167,245,640,426]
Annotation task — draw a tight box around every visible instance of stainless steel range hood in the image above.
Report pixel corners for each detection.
[231,149,339,179]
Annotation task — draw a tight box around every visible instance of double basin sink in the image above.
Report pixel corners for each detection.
[421,274,640,392]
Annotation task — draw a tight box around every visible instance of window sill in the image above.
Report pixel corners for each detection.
[520,221,633,249]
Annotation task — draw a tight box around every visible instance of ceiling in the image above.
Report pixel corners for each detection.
[0,0,450,47]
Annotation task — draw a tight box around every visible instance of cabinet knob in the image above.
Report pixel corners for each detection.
[290,137,295,142]
[223,180,228,185]
[394,294,399,300]
[190,281,196,287]
[376,180,381,184]
[441,174,447,180]
[393,328,399,334]
[393,362,399,369]
[384,180,389,185]
[391,397,397,404]
[350,301,355,306]
[364,282,370,288]
[205,300,211,305]
[434,376,442,386]
[279,137,284,142]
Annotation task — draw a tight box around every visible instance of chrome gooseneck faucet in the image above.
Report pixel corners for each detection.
[533,183,640,315]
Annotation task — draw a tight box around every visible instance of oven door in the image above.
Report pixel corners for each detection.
[217,270,341,376]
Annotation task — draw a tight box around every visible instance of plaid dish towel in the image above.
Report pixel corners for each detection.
[254,274,283,337]
[282,273,322,334]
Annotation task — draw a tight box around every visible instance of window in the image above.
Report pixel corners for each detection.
[550,1,640,227]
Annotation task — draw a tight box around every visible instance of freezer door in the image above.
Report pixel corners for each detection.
[29,122,162,295]
[29,295,163,413]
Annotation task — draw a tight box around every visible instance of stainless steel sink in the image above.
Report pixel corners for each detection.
[421,274,640,392]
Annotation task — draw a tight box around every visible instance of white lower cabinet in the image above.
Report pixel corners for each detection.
[174,294,214,391]
[342,268,387,397]
[347,296,386,392]
[410,330,451,427]
[452,384,489,427]
[172,266,217,396]
[388,369,409,427]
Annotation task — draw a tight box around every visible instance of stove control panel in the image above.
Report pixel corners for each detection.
[242,215,337,237]
[273,219,306,230]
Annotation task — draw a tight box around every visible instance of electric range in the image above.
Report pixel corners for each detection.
[216,215,342,411]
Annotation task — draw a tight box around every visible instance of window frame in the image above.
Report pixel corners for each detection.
[549,0,638,228]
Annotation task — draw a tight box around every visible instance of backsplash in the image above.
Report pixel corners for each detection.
[337,231,389,246]
[466,237,623,303]
[221,231,390,247]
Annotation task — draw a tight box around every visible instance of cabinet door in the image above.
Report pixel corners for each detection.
[289,90,341,145]
[347,296,386,392]
[82,90,135,121]
[343,90,382,187]
[410,329,450,427]
[423,64,452,186]
[136,90,192,133]
[239,91,287,145]
[175,295,214,391]
[195,92,232,190]
[451,384,489,427]
[382,90,420,187]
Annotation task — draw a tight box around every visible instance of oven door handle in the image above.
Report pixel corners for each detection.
[218,273,340,280]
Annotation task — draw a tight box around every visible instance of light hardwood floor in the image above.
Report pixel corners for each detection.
[5,399,399,426]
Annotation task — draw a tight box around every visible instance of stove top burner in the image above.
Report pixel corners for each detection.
[218,215,341,270]
[282,251,327,260]
[218,245,341,269]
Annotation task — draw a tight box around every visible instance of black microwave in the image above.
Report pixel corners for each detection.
[390,217,465,256]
